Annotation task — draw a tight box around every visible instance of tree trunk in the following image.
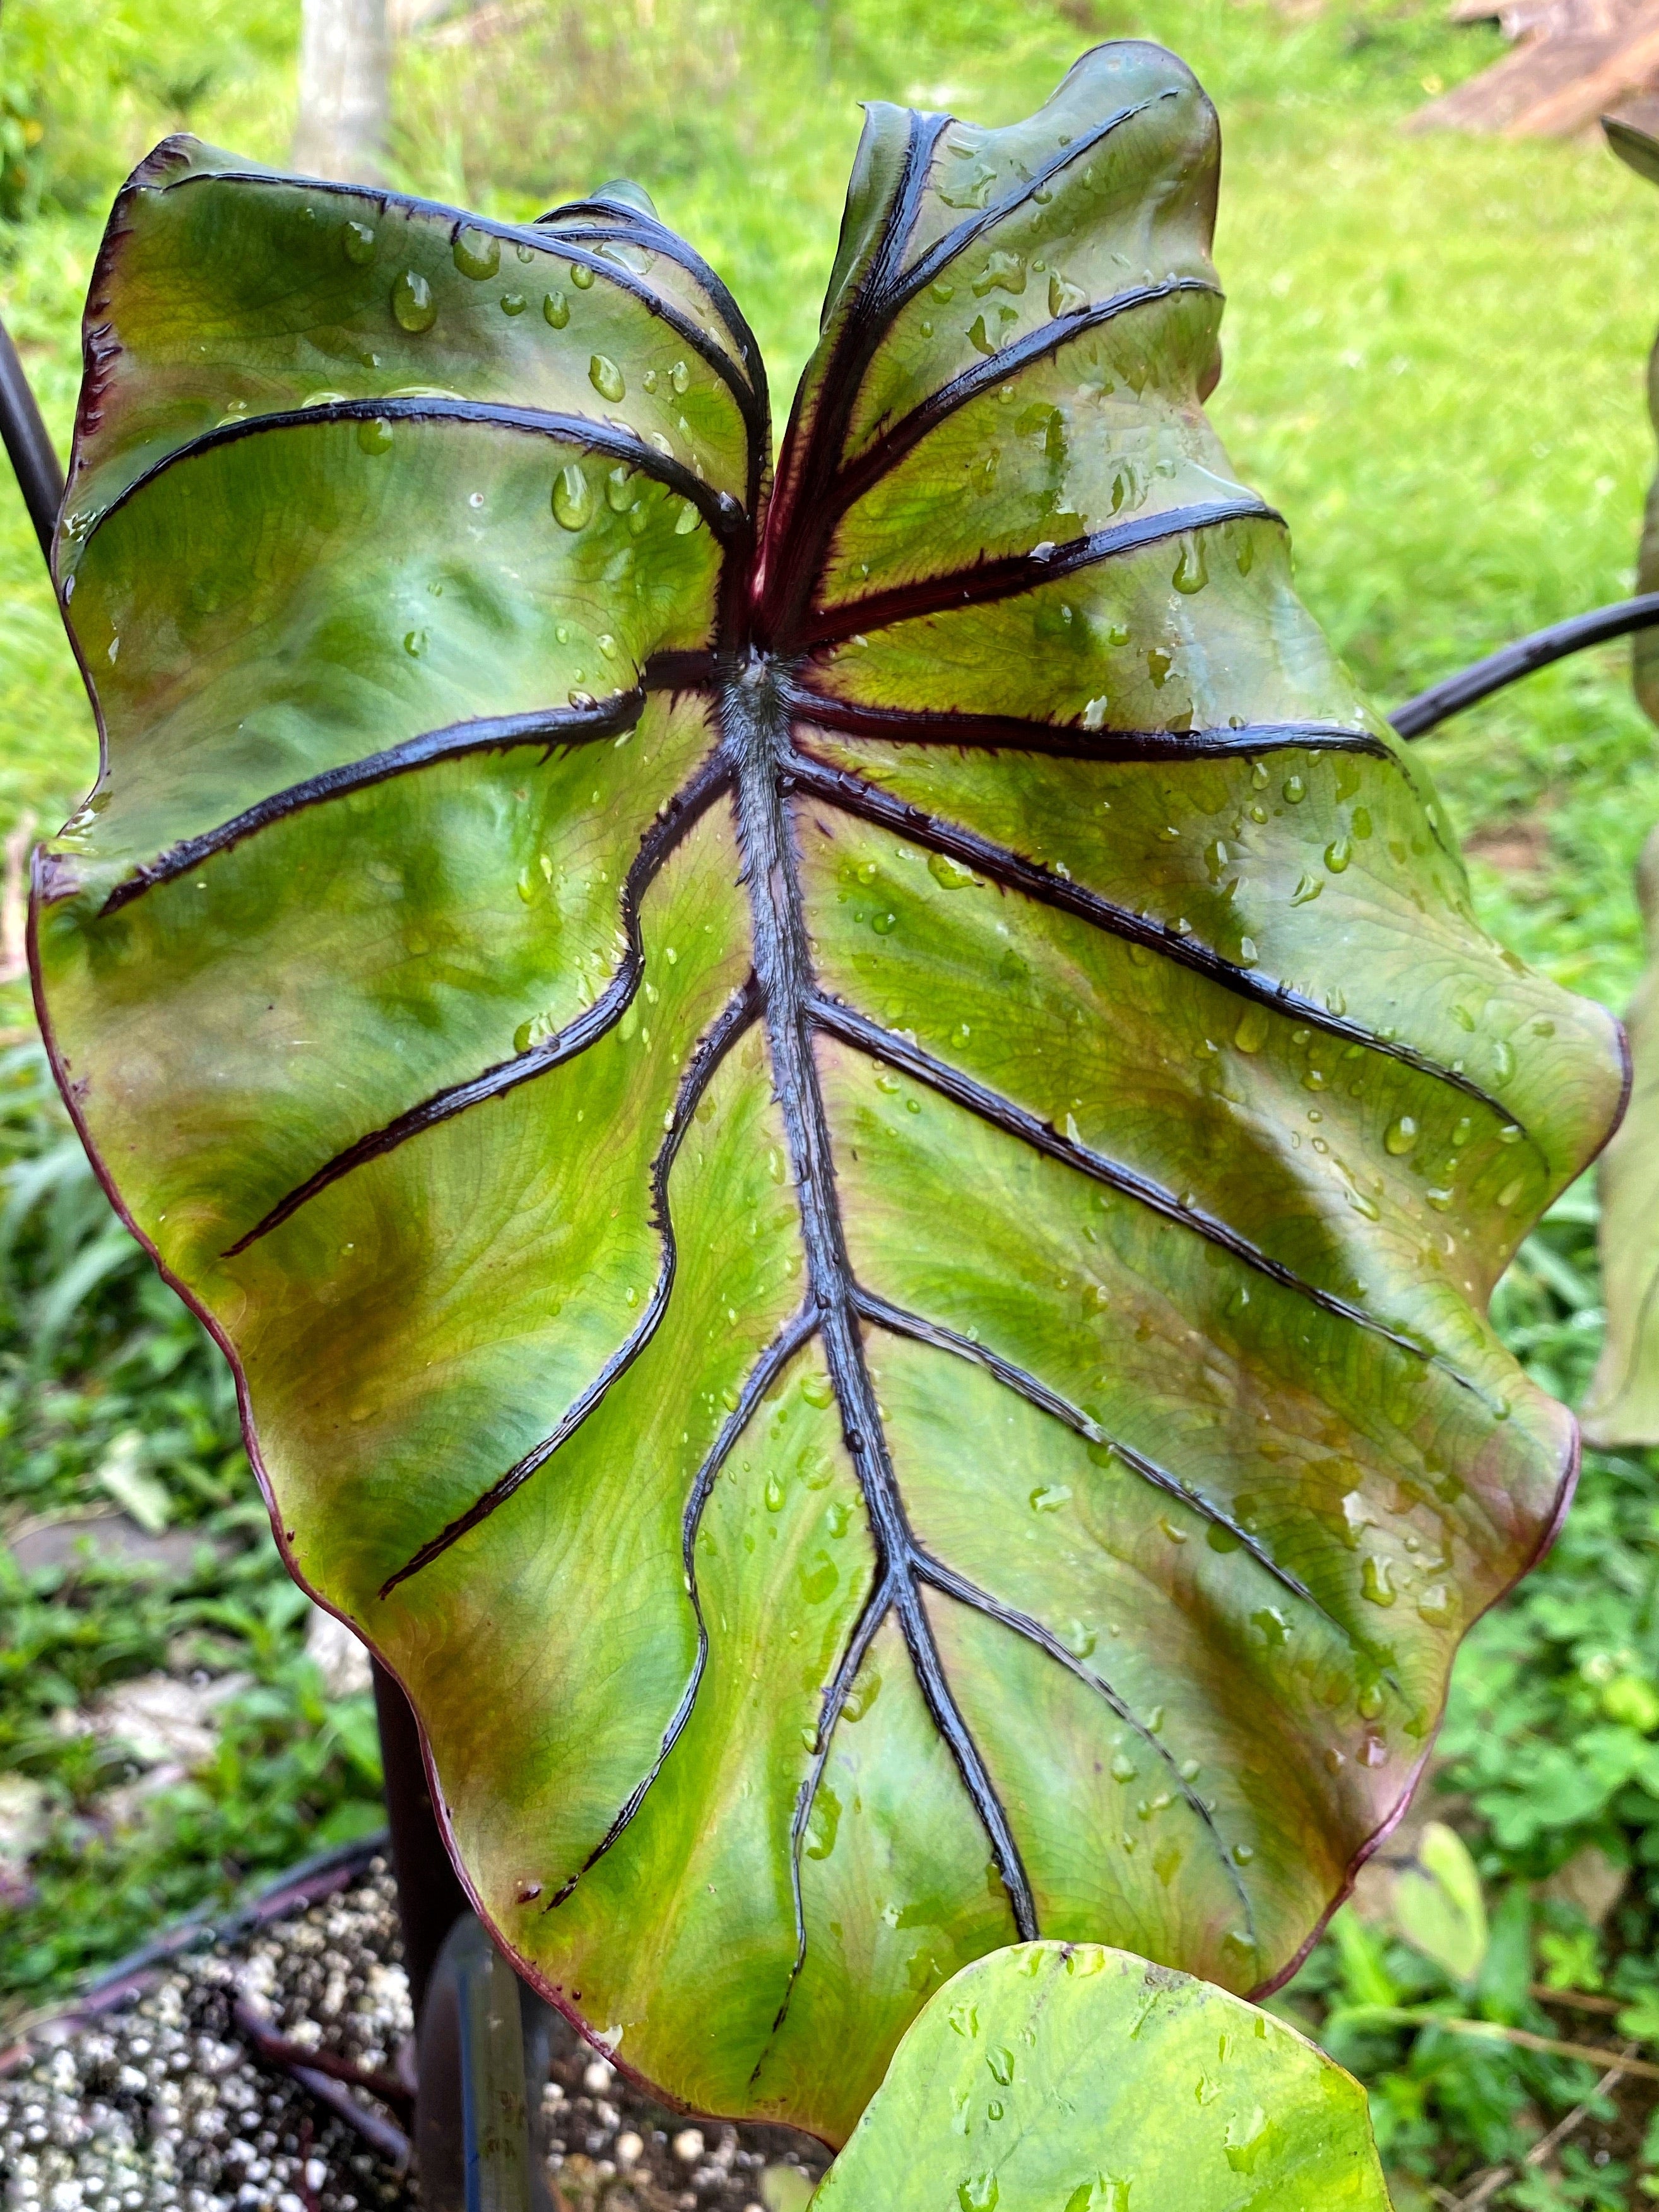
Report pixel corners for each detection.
[293,0,391,185]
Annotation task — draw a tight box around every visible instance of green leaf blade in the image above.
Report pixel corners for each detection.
[33,37,1624,2148]
[812,1941,1392,2211]
[64,138,760,551]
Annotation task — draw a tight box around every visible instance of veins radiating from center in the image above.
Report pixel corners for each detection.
[717,651,1038,1956]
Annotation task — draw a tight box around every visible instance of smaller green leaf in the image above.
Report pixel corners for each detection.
[1391,1821,1488,1987]
[810,1942,1391,2211]
[764,2168,817,2212]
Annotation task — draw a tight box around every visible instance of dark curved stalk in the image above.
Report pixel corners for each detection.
[1390,594,1659,738]
[0,314,63,562]
[232,2000,411,2164]
[232,1999,413,2117]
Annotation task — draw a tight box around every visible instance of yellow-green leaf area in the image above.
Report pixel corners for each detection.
[812,1941,1391,2211]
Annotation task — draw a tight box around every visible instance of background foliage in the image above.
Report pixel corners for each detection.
[1,0,1658,2200]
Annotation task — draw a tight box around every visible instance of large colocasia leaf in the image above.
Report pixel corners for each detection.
[34,41,1623,2141]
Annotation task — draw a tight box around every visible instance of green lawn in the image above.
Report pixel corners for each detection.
[4,0,1659,2199]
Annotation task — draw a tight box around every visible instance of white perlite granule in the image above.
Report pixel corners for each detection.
[1,1858,829,2212]
[0,1865,412,2212]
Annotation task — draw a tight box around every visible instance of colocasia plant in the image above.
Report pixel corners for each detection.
[1581,117,1659,1450]
[30,38,1626,2203]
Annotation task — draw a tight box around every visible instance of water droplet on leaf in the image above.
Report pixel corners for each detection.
[805,1783,840,1860]
[553,463,594,529]
[453,227,500,279]
[928,852,975,890]
[1048,270,1088,316]
[843,1671,880,1722]
[1224,2107,1280,2175]
[1361,1554,1396,1606]
[391,270,437,332]
[1172,538,1207,594]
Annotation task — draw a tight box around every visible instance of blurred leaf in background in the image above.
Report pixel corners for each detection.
[1395,1824,1491,1990]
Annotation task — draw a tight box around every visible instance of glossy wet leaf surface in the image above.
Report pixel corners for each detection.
[34,42,1623,2140]
[810,1940,1391,2211]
